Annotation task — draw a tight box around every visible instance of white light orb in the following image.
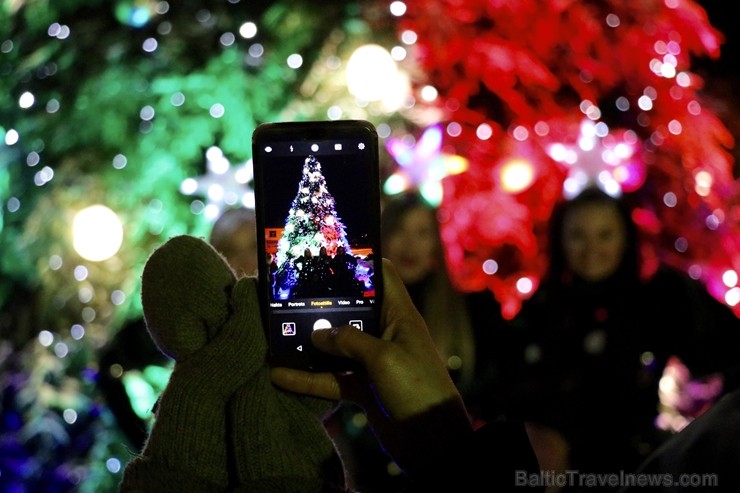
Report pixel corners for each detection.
[500,158,535,193]
[346,44,399,102]
[73,205,124,261]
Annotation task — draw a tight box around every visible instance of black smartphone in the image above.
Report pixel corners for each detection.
[252,120,383,371]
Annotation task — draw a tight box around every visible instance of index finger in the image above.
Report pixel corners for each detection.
[269,365,344,401]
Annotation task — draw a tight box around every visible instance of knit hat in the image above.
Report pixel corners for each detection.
[121,235,346,492]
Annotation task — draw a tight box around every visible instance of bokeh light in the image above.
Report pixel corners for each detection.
[72,205,124,261]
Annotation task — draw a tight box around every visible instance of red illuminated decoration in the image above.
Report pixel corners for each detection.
[398,0,740,317]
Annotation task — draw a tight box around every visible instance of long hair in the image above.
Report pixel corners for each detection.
[545,186,641,286]
[381,191,476,390]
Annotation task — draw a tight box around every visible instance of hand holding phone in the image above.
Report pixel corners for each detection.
[252,120,383,371]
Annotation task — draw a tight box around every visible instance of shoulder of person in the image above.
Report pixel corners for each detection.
[647,264,731,309]
[629,388,740,490]
[647,264,693,285]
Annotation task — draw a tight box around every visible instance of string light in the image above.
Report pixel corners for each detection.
[499,158,535,194]
[345,44,407,109]
[72,205,124,262]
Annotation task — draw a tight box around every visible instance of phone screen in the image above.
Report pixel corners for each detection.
[252,120,382,371]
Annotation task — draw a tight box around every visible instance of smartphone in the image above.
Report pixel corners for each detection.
[252,120,383,371]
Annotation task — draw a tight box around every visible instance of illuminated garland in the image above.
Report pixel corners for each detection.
[395,0,740,317]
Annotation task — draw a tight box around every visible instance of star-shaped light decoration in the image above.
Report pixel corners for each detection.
[547,118,645,199]
[384,123,468,206]
[180,146,254,221]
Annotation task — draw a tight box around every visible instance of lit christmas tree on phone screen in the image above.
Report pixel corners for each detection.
[274,155,352,296]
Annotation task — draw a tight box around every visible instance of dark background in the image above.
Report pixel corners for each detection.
[695,1,740,173]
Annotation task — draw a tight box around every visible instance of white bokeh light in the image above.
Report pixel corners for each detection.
[346,44,399,102]
[72,205,124,261]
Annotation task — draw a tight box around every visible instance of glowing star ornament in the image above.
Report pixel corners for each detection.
[547,119,645,198]
[180,146,254,220]
[384,124,468,206]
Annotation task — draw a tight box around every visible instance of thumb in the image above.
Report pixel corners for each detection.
[310,325,385,366]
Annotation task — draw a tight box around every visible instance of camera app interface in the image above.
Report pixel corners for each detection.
[258,135,379,359]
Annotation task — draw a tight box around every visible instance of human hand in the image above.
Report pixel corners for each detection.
[270,259,472,464]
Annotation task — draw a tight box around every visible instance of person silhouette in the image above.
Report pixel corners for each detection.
[294,248,317,297]
[473,186,740,491]
[329,246,359,296]
[208,207,258,278]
